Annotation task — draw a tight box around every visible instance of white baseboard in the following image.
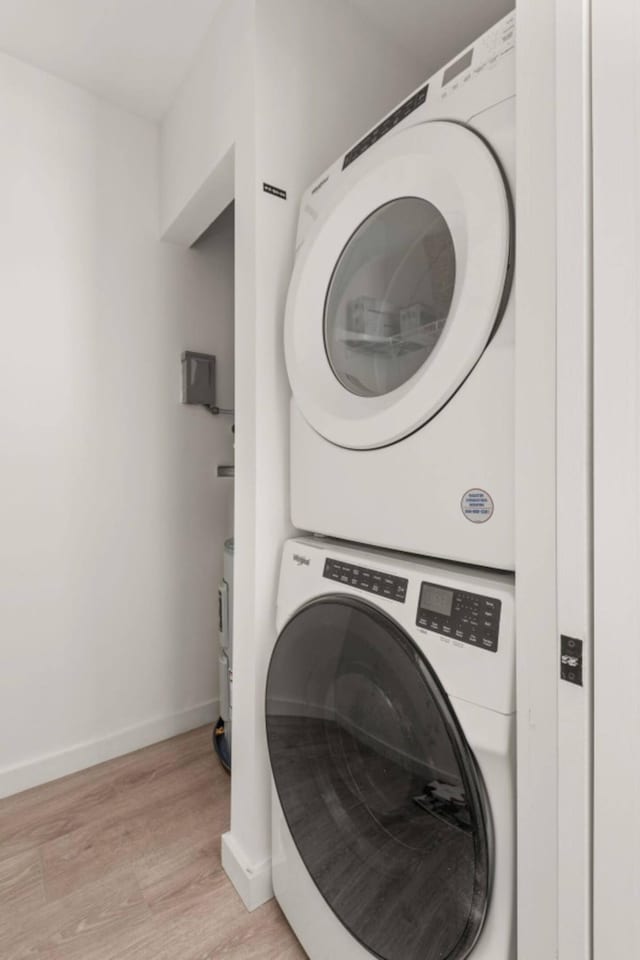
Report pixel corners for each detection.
[0,698,219,800]
[221,830,273,912]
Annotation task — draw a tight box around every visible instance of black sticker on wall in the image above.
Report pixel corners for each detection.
[263,182,287,200]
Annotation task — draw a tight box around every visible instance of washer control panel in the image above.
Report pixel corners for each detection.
[323,559,408,603]
[416,582,501,652]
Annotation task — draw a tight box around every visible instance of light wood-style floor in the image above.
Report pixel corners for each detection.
[0,726,307,959]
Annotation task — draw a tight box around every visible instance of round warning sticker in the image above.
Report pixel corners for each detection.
[461,488,494,524]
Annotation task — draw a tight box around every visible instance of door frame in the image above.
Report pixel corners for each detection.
[592,0,640,955]
[556,1,593,958]
[515,1,560,954]
[516,1,594,957]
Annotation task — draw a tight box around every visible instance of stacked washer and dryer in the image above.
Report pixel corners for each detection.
[266,12,516,960]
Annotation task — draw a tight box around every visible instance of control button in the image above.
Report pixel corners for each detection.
[325,560,406,603]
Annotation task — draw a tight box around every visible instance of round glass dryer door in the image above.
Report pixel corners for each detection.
[325,197,456,398]
[266,597,492,960]
[284,119,513,449]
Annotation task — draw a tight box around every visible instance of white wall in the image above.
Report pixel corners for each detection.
[350,0,515,79]
[223,0,426,908]
[160,0,252,243]
[0,52,234,798]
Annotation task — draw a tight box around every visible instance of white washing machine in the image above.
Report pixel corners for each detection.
[285,13,515,570]
[267,536,515,960]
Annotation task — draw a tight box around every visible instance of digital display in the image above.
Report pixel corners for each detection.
[420,583,454,618]
[416,582,501,653]
[442,48,474,86]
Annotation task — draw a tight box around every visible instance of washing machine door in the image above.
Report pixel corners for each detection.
[266,596,492,960]
[285,120,512,449]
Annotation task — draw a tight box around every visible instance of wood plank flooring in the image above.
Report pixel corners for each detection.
[0,727,307,959]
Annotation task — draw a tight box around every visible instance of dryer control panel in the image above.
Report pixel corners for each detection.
[416,582,501,652]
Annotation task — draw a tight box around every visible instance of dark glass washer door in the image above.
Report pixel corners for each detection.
[266,596,492,960]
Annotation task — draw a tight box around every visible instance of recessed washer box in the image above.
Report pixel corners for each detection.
[181,351,216,406]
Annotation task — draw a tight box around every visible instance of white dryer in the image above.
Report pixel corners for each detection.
[267,536,516,960]
[285,13,515,570]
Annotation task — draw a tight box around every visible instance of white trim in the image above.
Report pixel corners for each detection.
[592,0,640,955]
[515,1,560,956]
[556,1,593,958]
[221,830,273,912]
[0,699,219,800]
[161,144,235,247]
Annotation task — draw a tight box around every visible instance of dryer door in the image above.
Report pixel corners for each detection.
[266,596,492,960]
[285,120,512,449]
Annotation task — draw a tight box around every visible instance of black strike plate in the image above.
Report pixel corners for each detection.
[560,635,583,686]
